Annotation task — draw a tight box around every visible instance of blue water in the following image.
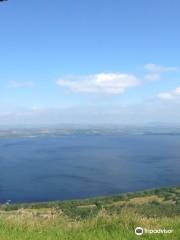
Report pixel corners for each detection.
[0,133,180,203]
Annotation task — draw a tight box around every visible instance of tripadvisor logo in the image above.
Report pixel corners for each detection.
[135,227,173,236]
[135,227,143,236]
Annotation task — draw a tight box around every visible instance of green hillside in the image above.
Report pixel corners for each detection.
[0,186,180,239]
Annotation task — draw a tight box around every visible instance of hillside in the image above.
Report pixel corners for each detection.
[0,186,180,239]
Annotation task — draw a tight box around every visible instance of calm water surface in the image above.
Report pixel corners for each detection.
[0,134,180,203]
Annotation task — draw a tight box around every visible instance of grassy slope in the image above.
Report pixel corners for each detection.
[0,186,180,240]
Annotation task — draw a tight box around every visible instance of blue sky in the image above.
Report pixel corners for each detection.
[0,0,180,125]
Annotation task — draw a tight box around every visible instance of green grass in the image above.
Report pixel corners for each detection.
[0,186,180,239]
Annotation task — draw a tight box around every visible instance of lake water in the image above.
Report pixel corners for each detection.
[0,133,180,203]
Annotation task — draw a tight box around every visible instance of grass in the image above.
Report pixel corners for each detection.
[0,186,180,239]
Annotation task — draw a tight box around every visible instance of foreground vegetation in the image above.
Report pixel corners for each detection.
[0,186,180,239]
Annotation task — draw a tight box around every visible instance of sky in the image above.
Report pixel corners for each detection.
[0,0,180,125]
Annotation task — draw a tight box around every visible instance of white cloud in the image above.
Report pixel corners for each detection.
[56,73,139,94]
[144,64,179,73]
[158,92,174,100]
[144,64,179,81]
[158,87,180,100]
[7,81,34,88]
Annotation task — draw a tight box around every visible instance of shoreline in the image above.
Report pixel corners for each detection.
[1,185,179,210]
